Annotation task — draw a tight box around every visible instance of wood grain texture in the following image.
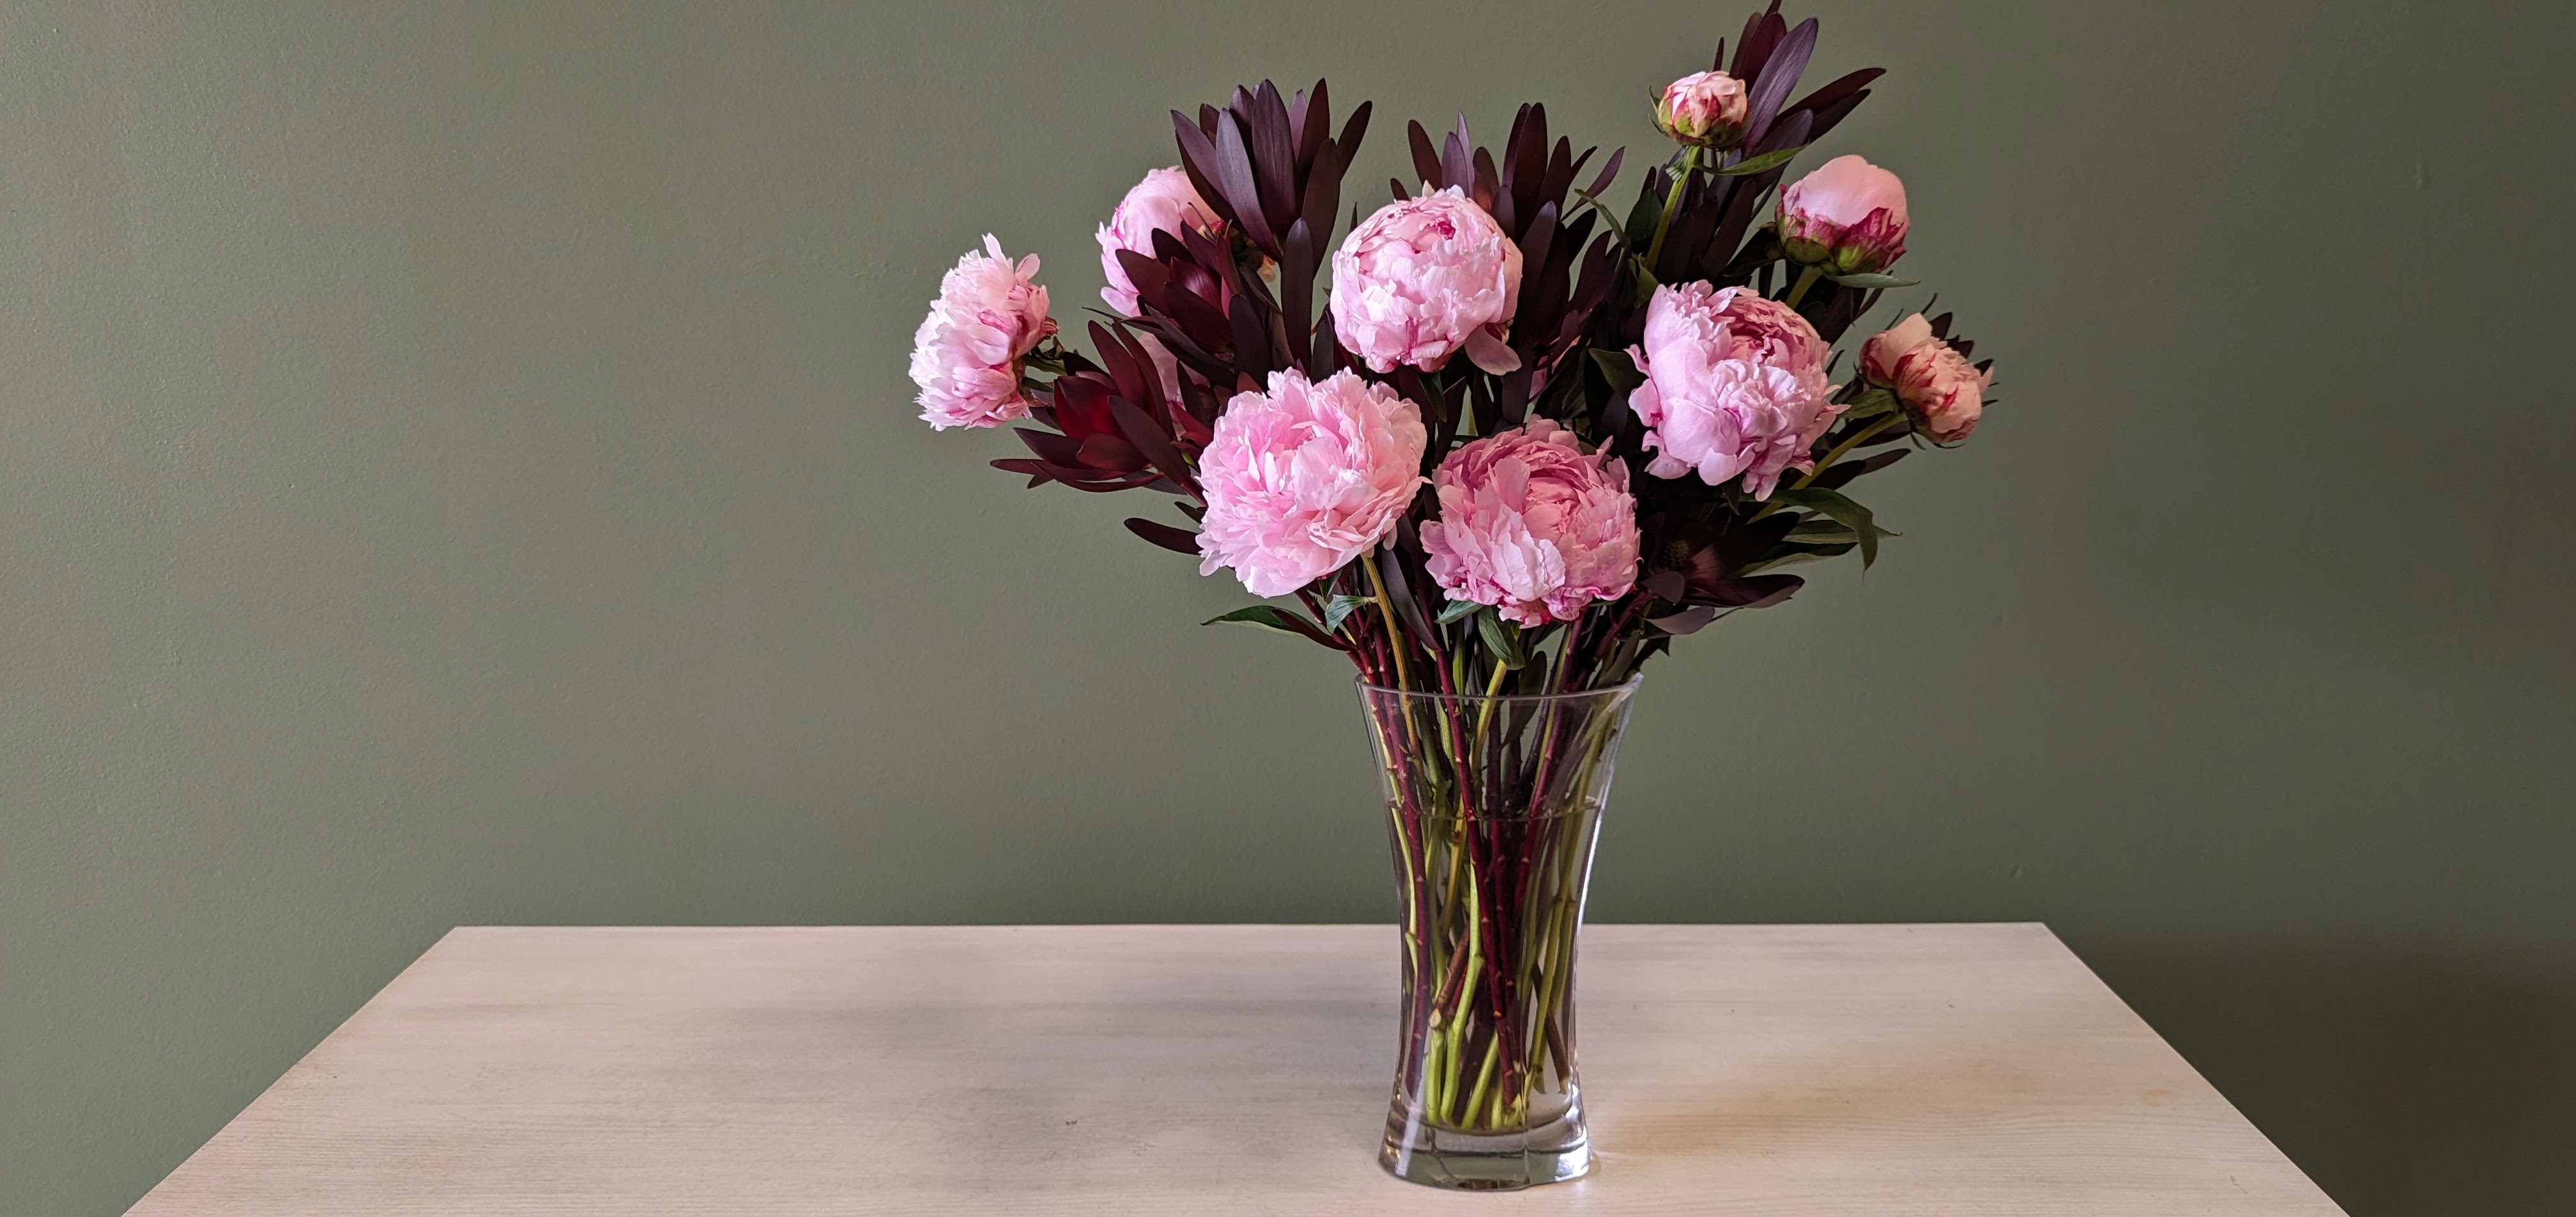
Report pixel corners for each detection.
[125,924,2343,1215]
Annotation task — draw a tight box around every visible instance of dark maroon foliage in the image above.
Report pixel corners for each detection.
[977,3,1989,696]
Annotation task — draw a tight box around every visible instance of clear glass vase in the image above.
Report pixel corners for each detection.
[1358,677,1639,1190]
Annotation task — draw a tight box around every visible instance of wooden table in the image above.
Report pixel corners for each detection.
[128,924,2343,1215]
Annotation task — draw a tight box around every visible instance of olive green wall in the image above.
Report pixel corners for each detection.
[4,1,2570,1213]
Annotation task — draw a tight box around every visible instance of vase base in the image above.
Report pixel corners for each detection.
[1377,1098,1590,1190]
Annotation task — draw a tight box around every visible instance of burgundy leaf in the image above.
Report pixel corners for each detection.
[1300,138,1342,254]
[1334,100,1371,165]
[1126,516,1202,555]
[1211,114,1278,252]
[1294,79,1330,175]
[1077,431,1145,471]
[1699,574,1802,610]
[1170,111,1231,229]
[1584,146,1625,201]
[1244,80,1300,236]
[1742,17,1818,150]
[1088,322,1149,406]
[1110,399,1198,498]
[1731,4,1782,79]
[1229,289,1273,379]
[1013,427,1082,464]
[1786,67,1883,120]
[1441,115,1472,192]
[1407,120,1442,190]
[1280,217,1317,366]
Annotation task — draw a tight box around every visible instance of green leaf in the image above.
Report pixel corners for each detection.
[1567,185,1632,250]
[1770,486,1883,569]
[1435,598,1483,625]
[1202,605,1318,639]
[1476,609,1529,670]
[1713,145,1805,176]
[1321,594,1372,633]
[1737,546,1852,575]
[1784,518,1860,546]
[1588,348,1645,395]
[1827,272,1920,289]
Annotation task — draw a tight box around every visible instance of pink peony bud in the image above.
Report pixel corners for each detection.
[1859,312,1934,388]
[1196,369,1429,597]
[1096,167,1223,316]
[1627,282,1841,499]
[1777,155,1909,275]
[1422,420,1639,627]
[910,235,1056,431]
[1328,187,1523,376]
[1863,314,1990,443]
[1654,70,1751,149]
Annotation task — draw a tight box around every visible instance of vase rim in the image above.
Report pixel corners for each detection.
[1353,675,1642,704]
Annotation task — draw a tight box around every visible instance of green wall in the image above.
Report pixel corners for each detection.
[4,1,2570,1213]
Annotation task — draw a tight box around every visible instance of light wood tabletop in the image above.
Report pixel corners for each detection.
[126,924,2343,1215]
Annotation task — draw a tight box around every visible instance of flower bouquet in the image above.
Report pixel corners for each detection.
[908,1,1997,1190]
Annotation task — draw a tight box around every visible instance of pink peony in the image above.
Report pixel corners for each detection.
[1863,314,1990,443]
[1328,187,1523,376]
[1860,312,1935,387]
[1778,155,1909,275]
[1422,420,1639,627]
[1627,282,1841,498]
[1655,70,1751,148]
[910,235,1056,430]
[1196,369,1428,597]
[1096,167,1223,316]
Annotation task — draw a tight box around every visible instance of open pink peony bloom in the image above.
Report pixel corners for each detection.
[1096,167,1223,316]
[1778,155,1909,275]
[1655,70,1751,148]
[1628,282,1841,498]
[1196,369,1428,597]
[1422,420,1639,627]
[1864,314,1990,443]
[1328,187,1523,376]
[910,235,1056,430]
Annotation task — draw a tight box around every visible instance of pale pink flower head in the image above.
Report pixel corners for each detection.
[1328,187,1524,376]
[1096,167,1223,316]
[1422,420,1639,627]
[1196,369,1428,597]
[1860,312,1935,388]
[1778,155,1910,275]
[910,236,1056,430]
[1627,281,1841,499]
[1655,70,1751,149]
[1865,314,1991,443]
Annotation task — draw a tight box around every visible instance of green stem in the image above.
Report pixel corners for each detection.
[1782,264,1824,309]
[1462,1030,1501,1129]
[1749,411,1905,523]
[1363,554,1414,695]
[1790,413,1901,493]
[1470,653,1510,753]
[1642,148,1700,269]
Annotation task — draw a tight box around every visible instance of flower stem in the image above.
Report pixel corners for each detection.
[1782,264,1825,309]
[1363,553,1414,694]
[1790,413,1901,492]
[1643,148,1700,270]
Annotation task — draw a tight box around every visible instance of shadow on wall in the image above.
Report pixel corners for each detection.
[2083,946,2576,1217]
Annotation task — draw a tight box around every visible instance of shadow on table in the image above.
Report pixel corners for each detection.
[2080,945,2576,1217]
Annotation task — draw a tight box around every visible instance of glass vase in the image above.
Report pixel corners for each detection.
[1358,677,1639,1190]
